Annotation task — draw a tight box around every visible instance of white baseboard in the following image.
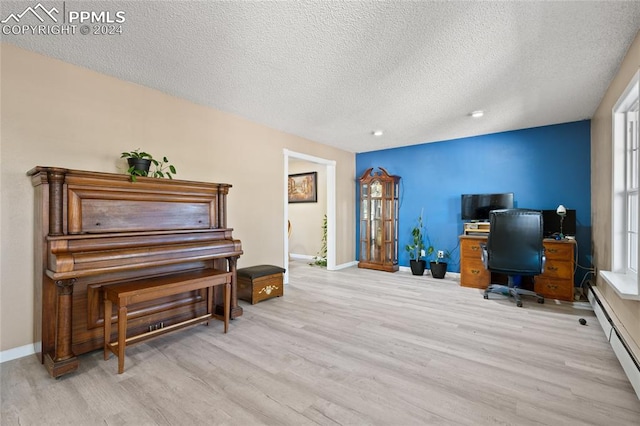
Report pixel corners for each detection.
[0,343,35,363]
[332,261,358,270]
[589,285,640,400]
[290,253,315,261]
[610,330,640,399]
[290,255,357,271]
[398,266,461,280]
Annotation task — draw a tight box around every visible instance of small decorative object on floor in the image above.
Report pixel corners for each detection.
[237,265,286,304]
[579,318,587,325]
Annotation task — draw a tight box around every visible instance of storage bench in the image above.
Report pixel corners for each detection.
[237,265,285,304]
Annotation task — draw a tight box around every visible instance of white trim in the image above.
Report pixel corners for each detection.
[611,331,640,399]
[326,163,337,271]
[290,256,356,270]
[589,285,640,400]
[333,260,358,270]
[599,270,640,300]
[284,149,337,285]
[397,266,461,281]
[0,344,35,363]
[614,70,640,111]
[588,288,613,339]
[610,69,640,295]
[290,253,315,261]
[284,156,290,284]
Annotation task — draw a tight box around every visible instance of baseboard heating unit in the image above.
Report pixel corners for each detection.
[587,283,640,400]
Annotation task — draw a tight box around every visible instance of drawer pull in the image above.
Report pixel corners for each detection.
[471,246,479,251]
[548,266,558,272]
[547,248,558,253]
[471,269,480,275]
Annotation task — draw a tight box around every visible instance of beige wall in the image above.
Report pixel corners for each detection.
[288,160,327,257]
[591,31,640,353]
[0,43,355,351]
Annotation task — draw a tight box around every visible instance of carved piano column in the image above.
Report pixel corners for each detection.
[44,278,79,377]
[47,169,65,236]
[217,185,227,228]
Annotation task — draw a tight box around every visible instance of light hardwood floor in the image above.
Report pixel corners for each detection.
[2,262,639,425]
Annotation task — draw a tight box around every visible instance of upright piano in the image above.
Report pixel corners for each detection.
[28,167,243,378]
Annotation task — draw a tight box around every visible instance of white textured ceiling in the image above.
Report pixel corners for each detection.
[3,1,640,152]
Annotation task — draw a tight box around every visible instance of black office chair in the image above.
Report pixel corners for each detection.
[481,209,545,307]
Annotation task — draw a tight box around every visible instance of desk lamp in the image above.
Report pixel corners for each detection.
[556,204,567,239]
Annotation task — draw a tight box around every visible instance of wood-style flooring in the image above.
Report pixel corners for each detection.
[2,261,639,425]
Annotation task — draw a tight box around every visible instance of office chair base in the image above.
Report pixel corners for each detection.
[483,284,544,307]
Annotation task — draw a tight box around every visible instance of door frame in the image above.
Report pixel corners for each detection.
[284,149,336,283]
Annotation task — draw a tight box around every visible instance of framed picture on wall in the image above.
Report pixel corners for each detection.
[288,172,317,203]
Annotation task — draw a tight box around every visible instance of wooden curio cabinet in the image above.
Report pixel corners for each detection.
[358,167,400,272]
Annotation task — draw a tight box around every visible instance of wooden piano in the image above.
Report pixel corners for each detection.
[27,167,243,378]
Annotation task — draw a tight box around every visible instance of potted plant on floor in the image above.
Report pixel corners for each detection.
[310,214,328,267]
[429,249,450,279]
[405,212,432,275]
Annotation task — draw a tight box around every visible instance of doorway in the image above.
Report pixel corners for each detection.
[284,149,336,283]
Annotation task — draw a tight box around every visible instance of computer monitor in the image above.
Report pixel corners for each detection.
[542,209,576,237]
[461,193,514,221]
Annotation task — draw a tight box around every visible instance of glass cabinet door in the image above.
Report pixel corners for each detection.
[371,198,381,262]
[357,168,401,272]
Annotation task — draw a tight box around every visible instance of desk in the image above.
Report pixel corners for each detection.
[459,235,576,301]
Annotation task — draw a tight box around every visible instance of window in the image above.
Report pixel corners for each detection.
[601,70,640,299]
[627,103,638,274]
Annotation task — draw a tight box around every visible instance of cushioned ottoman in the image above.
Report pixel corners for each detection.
[237,265,286,304]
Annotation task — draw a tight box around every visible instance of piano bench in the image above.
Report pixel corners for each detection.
[237,265,286,304]
[103,269,232,374]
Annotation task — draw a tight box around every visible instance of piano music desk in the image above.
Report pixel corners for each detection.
[103,269,231,374]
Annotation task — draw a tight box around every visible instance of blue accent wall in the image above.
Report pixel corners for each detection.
[356,120,591,285]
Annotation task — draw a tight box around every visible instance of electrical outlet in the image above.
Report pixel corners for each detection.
[437,250,444,258]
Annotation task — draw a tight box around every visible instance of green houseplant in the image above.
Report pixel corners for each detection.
[121,149,177,181]
[405,212,432,275]
[310,214,328,267]
[121,149,153,178]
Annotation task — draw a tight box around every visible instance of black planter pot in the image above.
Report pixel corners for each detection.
[127,158,152,175]
[409,259,427,276]
[430,262,447,279]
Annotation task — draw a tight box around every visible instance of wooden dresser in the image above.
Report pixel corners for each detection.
[459,235,576,301]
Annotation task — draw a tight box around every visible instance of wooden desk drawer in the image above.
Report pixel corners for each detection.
[461,239,484,258]
[535,277,573,301]
[541,260,573,280]
[460,260,490,288]
[543,241,574,260]
[460,237,488,288]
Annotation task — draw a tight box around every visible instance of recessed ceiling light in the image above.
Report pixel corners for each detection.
[470,110,484,118]
[372,130,384,137]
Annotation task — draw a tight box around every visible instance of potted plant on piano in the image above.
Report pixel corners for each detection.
[405,212,432,276]
[121,149,177,181]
